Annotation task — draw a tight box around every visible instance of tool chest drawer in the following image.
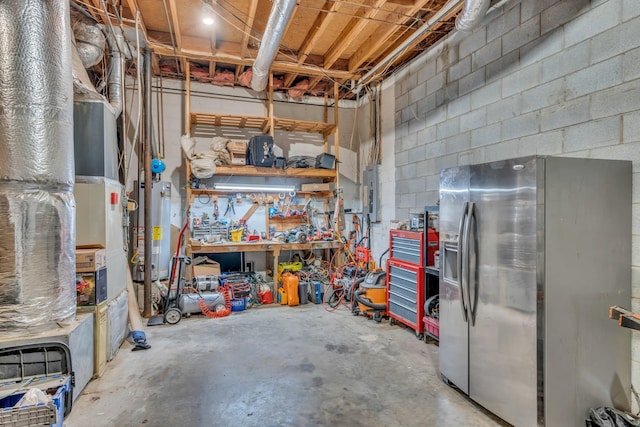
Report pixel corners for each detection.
[387,259,425,334]
[389,230,424,265]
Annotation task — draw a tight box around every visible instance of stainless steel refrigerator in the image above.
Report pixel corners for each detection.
[439,156,631,427]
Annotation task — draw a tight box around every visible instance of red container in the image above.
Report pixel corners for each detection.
[258,288,273,304]
[426,229,439,267]
[423,316,439,339]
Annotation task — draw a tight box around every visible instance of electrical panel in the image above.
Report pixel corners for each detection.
[363,164,379,222]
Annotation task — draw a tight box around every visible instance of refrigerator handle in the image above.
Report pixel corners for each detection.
[457,202,468,323]
[467,202,477,326]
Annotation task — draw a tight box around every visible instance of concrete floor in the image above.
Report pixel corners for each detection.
[65,304,504,427]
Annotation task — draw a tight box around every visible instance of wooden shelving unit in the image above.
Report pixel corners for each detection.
[182,65,342,284]
[191,113,336,137]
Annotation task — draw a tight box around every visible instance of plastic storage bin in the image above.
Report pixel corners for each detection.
[0,343,73,427]
[231,298,246,312]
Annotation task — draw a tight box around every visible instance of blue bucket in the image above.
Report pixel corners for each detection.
[231,298,246,312]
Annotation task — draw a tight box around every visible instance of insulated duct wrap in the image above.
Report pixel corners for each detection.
[0,0,76,332]
[72,18,105,68]
[0,0,75,185]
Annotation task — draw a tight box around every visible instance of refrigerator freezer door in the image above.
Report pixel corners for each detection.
[439,165,470,393]
[468,157,538,426]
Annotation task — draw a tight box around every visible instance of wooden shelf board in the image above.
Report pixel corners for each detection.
[191,113,268,131]
[210,165,336,179]
[190,112,335,136]
[188,240,343,254]
[273,117,336,136]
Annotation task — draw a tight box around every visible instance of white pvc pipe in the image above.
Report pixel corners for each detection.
[251,0,297,92]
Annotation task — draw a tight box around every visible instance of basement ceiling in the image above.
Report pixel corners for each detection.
[74,0,462,98]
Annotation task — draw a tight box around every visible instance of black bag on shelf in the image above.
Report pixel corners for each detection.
[247,135,275,167]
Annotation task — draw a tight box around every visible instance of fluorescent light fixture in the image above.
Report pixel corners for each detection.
[203,17,214,25]
[213,184,296,192]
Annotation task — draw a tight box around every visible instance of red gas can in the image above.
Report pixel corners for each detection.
[258,288,273,304]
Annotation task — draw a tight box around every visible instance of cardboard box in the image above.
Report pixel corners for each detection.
[76,267,108,306]
[230,153,247,165]
[192,258,221,277]
[300,182,335,192]
[227,140,247,153]
[76,245,107,272]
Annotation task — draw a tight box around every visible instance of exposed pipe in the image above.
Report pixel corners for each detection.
[455,0,490,32]
[104,30,125,116]
[143,47,153,317]
[250,0,296,92]
[0,0,76,332]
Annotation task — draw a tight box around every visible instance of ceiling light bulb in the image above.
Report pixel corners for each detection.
[203,17,214,25]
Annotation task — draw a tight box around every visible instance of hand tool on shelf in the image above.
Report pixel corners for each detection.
[224,195,235,216]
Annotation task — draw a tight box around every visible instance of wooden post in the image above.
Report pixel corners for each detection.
[269,73,275,138]
[184,60,192,254]
[333,82,340,188]
[323,93,329,153]
[185,60,191,136]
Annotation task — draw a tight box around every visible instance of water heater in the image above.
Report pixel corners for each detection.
[131,181,172,281]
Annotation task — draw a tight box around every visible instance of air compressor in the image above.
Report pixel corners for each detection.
[352,270,387,322]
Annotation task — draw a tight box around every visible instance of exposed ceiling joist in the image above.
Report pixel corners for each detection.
[297,0,342,65]
[239,0,259,60]
[323,0,389,69]
[150,40,356,80]
[348,0,431,73]
[72,0,461,98]
[167,0,186,74]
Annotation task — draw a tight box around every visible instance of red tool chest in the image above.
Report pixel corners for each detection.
[387,231,425,337]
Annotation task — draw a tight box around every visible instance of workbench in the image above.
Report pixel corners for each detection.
[187,240,343,283]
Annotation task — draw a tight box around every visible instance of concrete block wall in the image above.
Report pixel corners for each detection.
[393,0,640,394]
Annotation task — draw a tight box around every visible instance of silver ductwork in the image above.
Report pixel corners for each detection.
[0,0,76,333]
[251,0,296,92]
[104,30,125,117]
[72,17,105,68]
[455,0,491,32]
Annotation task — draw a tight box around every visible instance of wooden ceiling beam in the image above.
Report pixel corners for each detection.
[323,0,389,69]
[240,0,259,60]
[387,0,421,5]
[122,0,149,41]
[307,76,323,93]
[348,0,431,73]
[150,39,359,80]
[167,0,186,75]
[82,0,102,22]
[284,73,298,88]
[365,3,461,76]
[209,61,217,79]
[151,53,160,75]
[297,0,341,65]
[235,64,244,81]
